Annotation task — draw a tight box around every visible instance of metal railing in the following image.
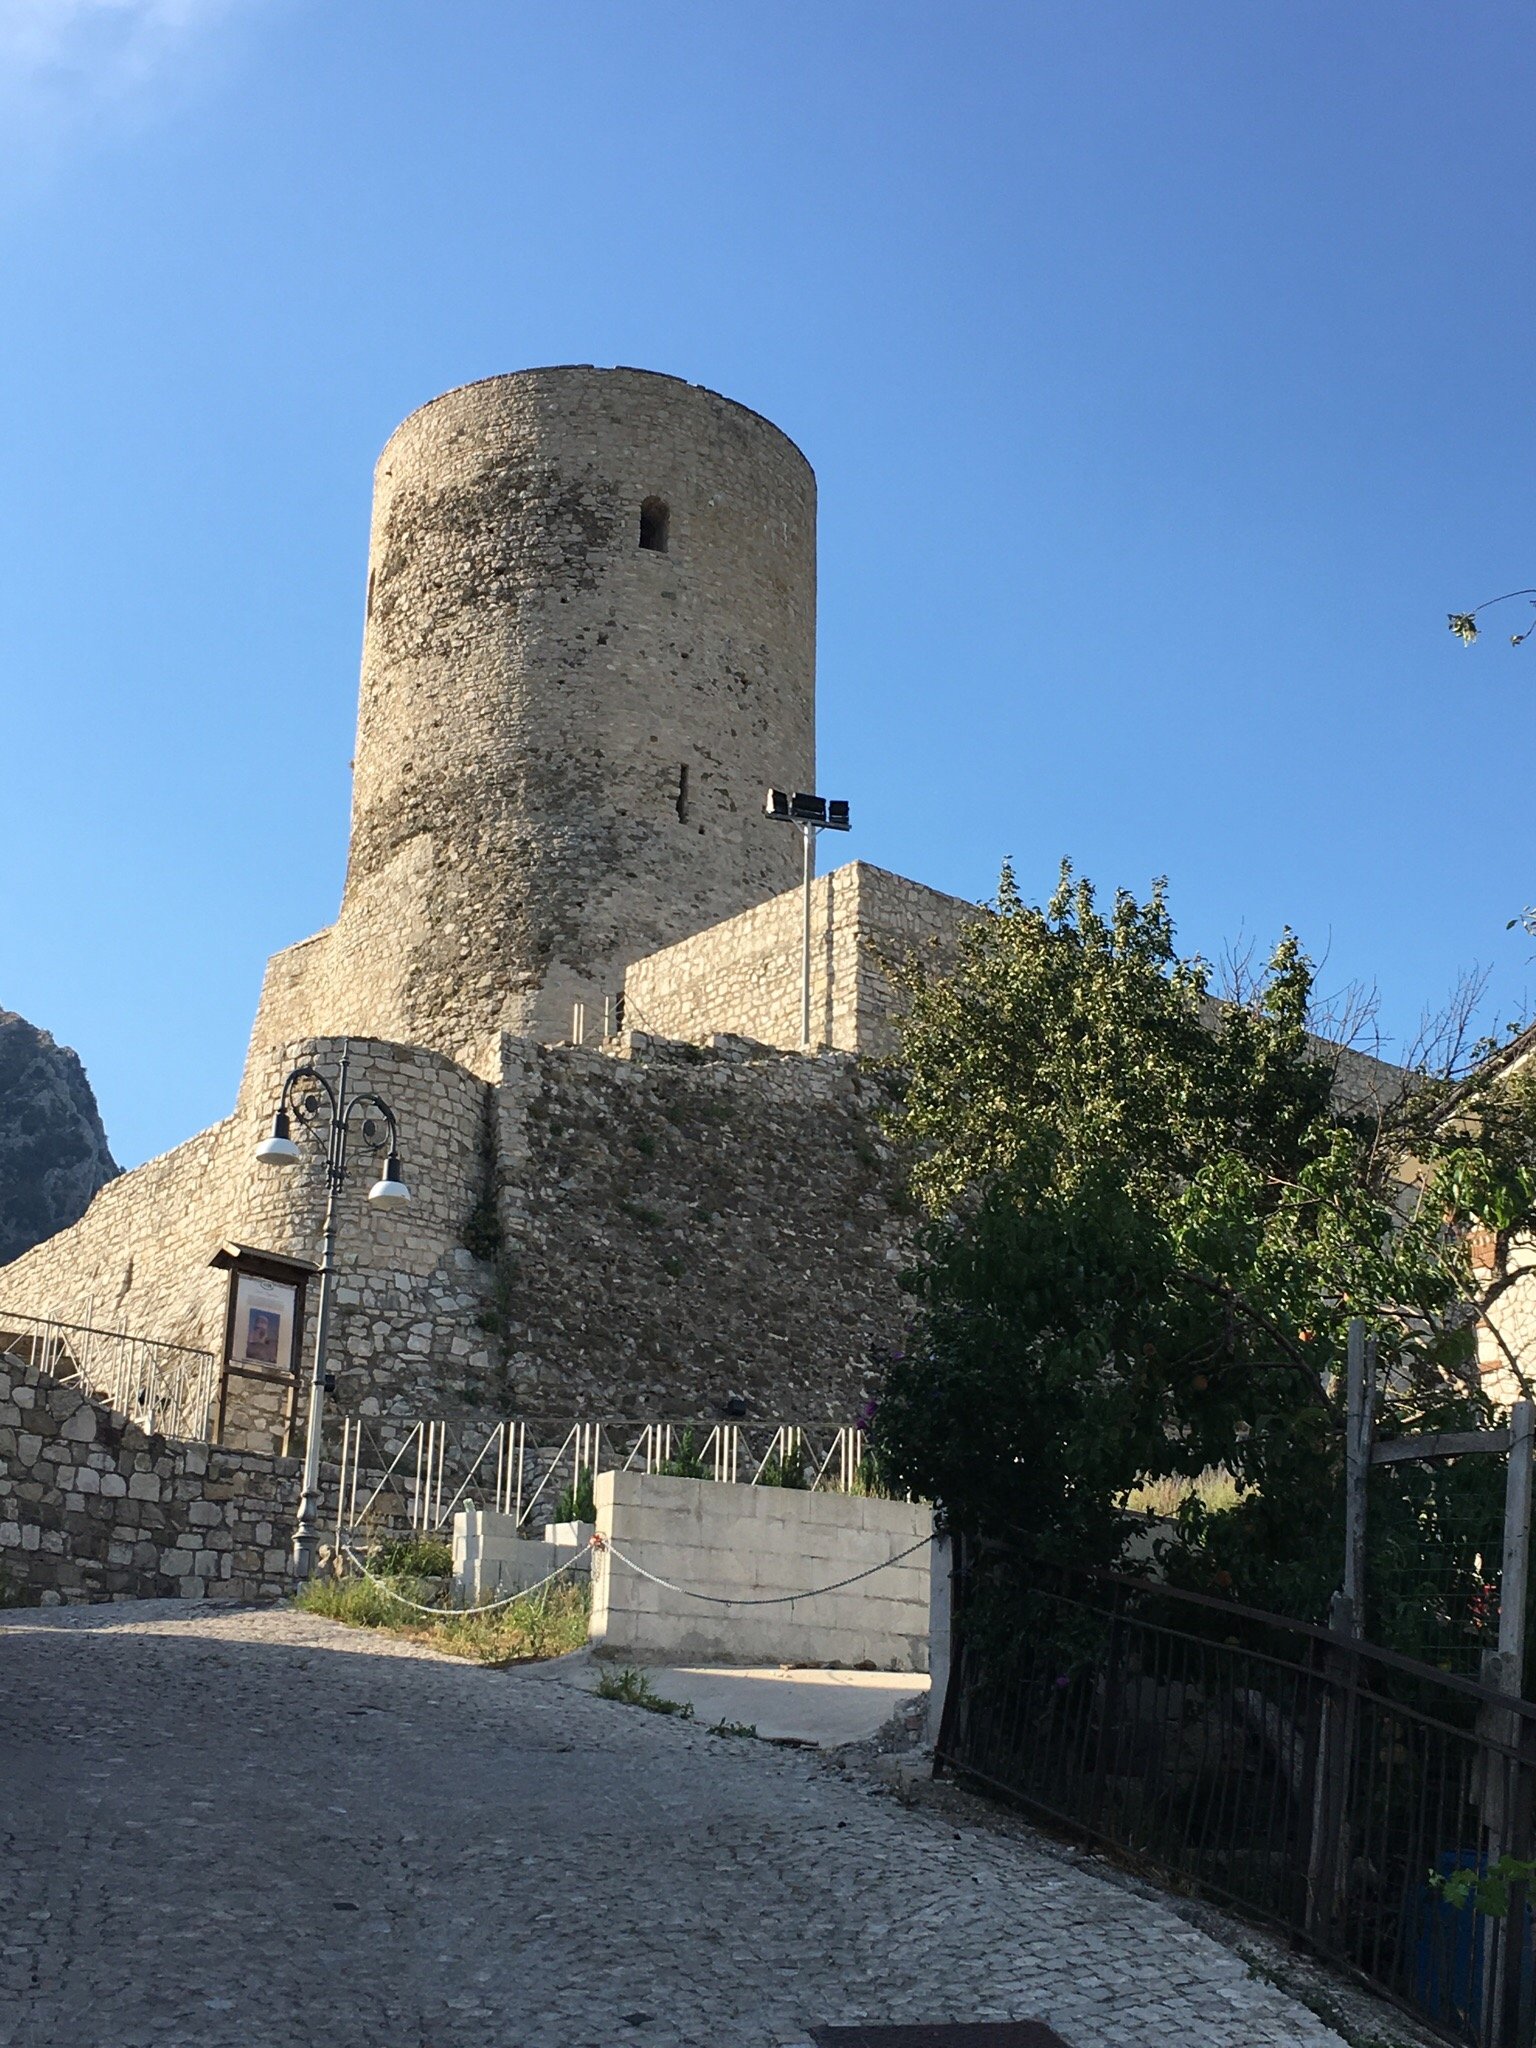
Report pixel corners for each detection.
[0,1306,219,1443]
[937,1542,1536,2047]
[330,1414,873,1544]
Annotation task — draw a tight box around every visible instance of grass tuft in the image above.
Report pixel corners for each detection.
[593,1665,694,1716]
[367,1535,453,1578]
[296,1571,589,1666]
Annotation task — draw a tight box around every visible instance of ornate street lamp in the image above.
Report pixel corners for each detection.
[255,1041,411,1576]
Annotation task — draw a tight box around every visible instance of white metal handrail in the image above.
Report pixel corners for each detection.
[0,1305,218,1443]
[330,1414,872,1540]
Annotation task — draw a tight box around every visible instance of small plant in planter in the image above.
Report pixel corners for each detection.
[656,1426,707,1479]
[556,1467,596,1525]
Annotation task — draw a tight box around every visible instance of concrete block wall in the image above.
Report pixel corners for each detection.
[0,1357,297,1605]
[623,861,979,1058]
[453,1506,592,1602]
[589,1468,932,1670]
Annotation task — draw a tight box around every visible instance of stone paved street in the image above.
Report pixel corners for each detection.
[0,1603,1346,2048]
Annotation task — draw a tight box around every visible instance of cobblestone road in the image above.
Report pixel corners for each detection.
[0,1603,1345,2048]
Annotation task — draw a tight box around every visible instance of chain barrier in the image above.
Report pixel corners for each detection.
[337,1536,594,1616]
[335,1529,929,1617]
[593,1531,930,1607]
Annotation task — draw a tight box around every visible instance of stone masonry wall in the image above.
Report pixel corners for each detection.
[1471,1229,1536,1407]
[623,861,980,1057]
[0,1036,502,1451]
[0,1358,297,1604]
[491,1032,913,1422]
[248,368,819,1076]
[2,1029,917,1442]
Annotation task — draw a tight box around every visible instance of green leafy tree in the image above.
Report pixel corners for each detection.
[872,862,1536,1629]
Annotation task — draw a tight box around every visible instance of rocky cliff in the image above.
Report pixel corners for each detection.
[0,1011,118,1268]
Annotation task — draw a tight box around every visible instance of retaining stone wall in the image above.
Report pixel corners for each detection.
[0,1358,297,1605]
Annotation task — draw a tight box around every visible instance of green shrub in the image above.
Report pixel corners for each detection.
[849,1449,892,1498]
[556,1467,596,1525]
[368,1535,452,1578]
[759,1436,807,1488]
[657,1426,707,1479]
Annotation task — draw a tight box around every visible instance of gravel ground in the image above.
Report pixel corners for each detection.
[0,1599,1353,2048]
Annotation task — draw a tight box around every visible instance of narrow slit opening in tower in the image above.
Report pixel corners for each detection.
[639,498,669,553]
[676,764,689,822]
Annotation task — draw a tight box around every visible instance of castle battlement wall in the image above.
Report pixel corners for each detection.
[1,1029,913,1444]
[624,860,981,1056]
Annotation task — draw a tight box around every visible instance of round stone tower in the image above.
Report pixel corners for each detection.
[339,366,816,1059]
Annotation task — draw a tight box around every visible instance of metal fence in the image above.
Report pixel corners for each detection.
[936,1541,1536,2047]
[330,1413,872,1544]
[0,1306,218,1443]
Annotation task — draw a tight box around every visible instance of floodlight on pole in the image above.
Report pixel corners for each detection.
[764,788,851,1050]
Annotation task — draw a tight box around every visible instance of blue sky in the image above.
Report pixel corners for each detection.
[3,0,1533,1168]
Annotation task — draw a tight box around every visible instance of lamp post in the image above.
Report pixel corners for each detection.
[765,788,851,1049]
[255,1041,411,1577]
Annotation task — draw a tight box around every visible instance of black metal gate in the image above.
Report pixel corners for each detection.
[936,1542,1536,2047]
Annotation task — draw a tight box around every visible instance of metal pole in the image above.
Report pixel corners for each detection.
[292,1043,350,1578]
[1499,1400,1534,1692]
[800,821,813,1050]
[1340,1318,1373,1641]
